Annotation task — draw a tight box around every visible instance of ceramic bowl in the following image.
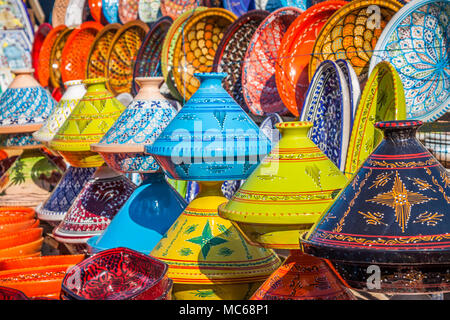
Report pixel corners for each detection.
[37,25,67,87]
[0,238,43,259]
[0,254,85,270]
[0,286,29,300]
[0,220,39,236]
[0,207,36,224]
[0,228,43,250]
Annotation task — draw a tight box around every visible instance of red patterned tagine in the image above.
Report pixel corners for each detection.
[301,120,450,294]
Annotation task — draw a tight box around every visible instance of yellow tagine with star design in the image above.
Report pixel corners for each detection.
[150,181,282,300]
[218,121,348,249]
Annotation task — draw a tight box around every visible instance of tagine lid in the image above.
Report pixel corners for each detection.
[301,120,450,264]
[0,69,57,134]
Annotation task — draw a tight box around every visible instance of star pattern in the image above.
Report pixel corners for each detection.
[186,220,228,259]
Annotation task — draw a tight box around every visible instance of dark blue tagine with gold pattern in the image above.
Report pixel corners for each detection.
[301,120,450,294]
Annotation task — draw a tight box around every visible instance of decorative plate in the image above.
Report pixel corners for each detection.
[65,0,90,27]
[370,0,450,122]
[32,23,52,79]
[60,21,103,83]
[275,1,347,116]
[36,25,66,87]
[160,0,204,20]
[105,21,150,95]
[88,0,103,22]
[242,7,302,116]
[132,16,173,95]
[213,10,269,111]
[308,0,402,84]
[0,30,32,71]
[300,60,351,171]
[0,0,34,41]
[52,0,71,27]
[118,0,139,24]
[102,0,119,23]
[138,0,161,23]
[172,8,237,100]
[336,58,360,126]
[49,27,74,89]
[222,0,255,17]
[85,23,120,79]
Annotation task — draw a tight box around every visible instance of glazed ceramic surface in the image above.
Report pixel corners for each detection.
[102,0,119,23]
[335,59,360,124]
[36,25,66,87]
[309,0,402,83]
[218,122,348,249]
[32,24,52,78]
[0,133,41,149]
[146,73,272,181]
[61,247,170,300]
[344,62,406,178]
[118,0,139,23]
[88,0,103,22]
[53,166,136,243]
[275,1,347,116]
[0,30,32,71]
[0,0,34,41]
[300,60,351,171]
[242,7,302,116]
[36,167,96,222]
[370,0,450,122]
[49,27,74,89]
[212,10,269,111]
[223,0,255,17]
[87,172,187,254]
[33,80,87,144]
[52,0,71,27]
[138,0,161,23]
[302,120,450,294]
[0,286,29,300]
[160,0,203,20]
[65,0,89,27]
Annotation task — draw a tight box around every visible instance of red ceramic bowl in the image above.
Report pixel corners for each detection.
[61,247,169,300]
[32,23,52,80]
[0,286,29,300]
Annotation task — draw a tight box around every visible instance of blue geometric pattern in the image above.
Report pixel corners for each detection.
[0,132,41,148]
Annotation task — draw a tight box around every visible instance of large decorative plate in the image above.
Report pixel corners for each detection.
[132,16,172,95]
[0,30,32,71]
[308,0,402,84]
[138,0,161,23]
[275,1,347,117]
[32,23,52,79]
[118,0,139,24]
[280,0,308,10]
[344,61,406,178]
[49,27,74,89]
[52,0,71,27]
[0,0,34,41]
[223,0,255,17]
[88,0,103,22]
[86,23,120,79]
[60,22,103,83]
[37,25,66,87]
[172,8,237,100]
[212,10,269,111]
[370,0,450,122]
[300,60,351,171]
[336,59,360,126]
[105,21,150,95]
[242,7,302,116]
[65,0,90,27]
[102,0,119,23]
[160,0,204,20]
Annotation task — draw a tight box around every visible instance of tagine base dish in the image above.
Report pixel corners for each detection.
[172,281,263,300]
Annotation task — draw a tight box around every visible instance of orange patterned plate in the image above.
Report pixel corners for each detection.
[105,20,150,95]
[160,0,204,20]
[0,207,36,224]
[308,0,402,83]
[61,21,103,83]
[0,228,43,250]
[0,238,43,259]
[172,8,237,100]
[0,254,85,271]
[49,27,75,89]
[0,219,39,236]
[37,25,67,87]
[86,23,121,79]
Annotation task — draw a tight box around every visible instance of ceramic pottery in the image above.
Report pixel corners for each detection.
[212,10,269,111]
[251,251,356,300]
[132,16,172,95]
[37,25,66,87]
[309,0,402,83]
[36,166,96,222]
[0,228,43,253]
[185,180,242,203]
[146,72,272,181]
[91,77,178,173]
[53,166,136,244]
[275,1,347,117]
[0,133,42,149]
[32,23,52,78]
[102,0,119,23]
[105,21,150,95]
[218,122,348,249]
[160,0,203,20]
[171,8,237,100]
[49,78,126,168]
[0,207,36,225]
[33,80,87,145]
[87,172,187,255]
[151,181,281,300]
[0,286,29,300]
[0,149,63,207]
[49,26,74,89]
[0,30,32,71]
[88,0,103,22]
[61,247,171,300]
[0,254,85,270]
[60,22,103,84]
[242,7,302,116]
[344,62,406,179]
[52,0,71,27]
[65,0,89,27]
[118,0,139,24]
[85,23,120,80]
[0,0,34,41]
[300,60,351,172]
[370,0,450,122]
[138,0,161,23]
[0,219,38,236]
[223,0,255,17]
[301,120,450,294]
[0,69,56,136]
[335,59,360,126]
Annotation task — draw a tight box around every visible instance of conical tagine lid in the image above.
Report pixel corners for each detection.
[33,80,87,144]
[0,69,56,134]
[302,120,450,265]
[145,72,272,181]
[219,122,348,249]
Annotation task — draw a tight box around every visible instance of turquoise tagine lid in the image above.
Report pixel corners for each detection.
[145,72,272,181]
